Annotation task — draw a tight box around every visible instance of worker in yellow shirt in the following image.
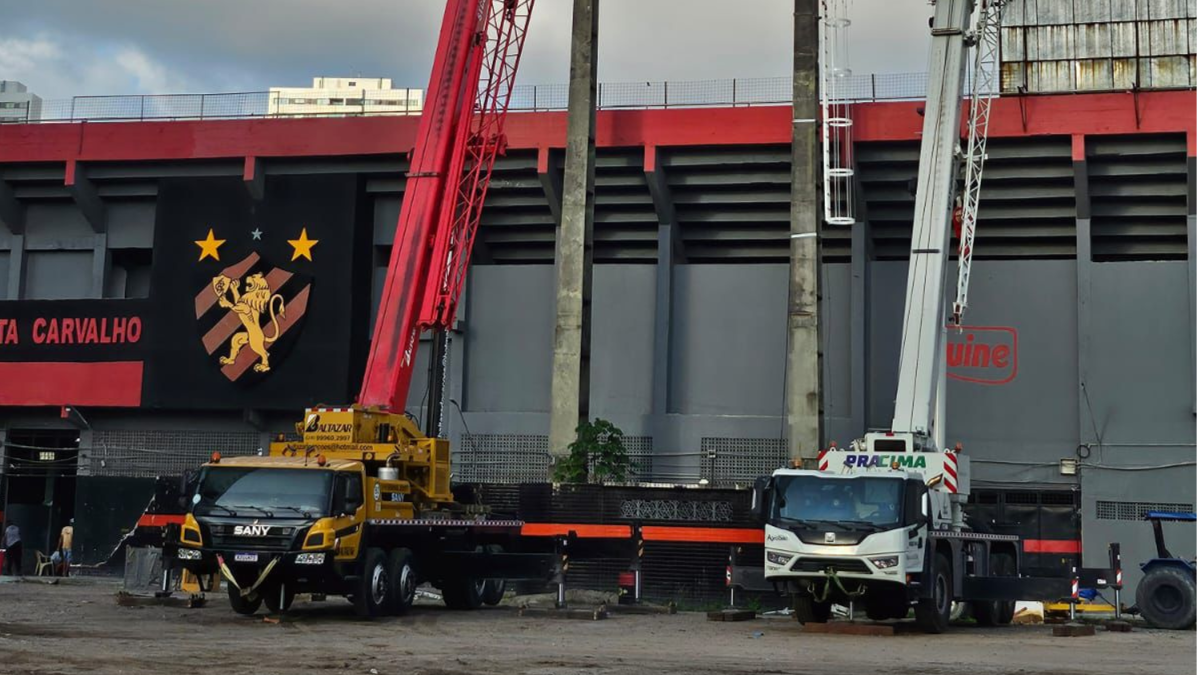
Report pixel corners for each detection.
[56,519,74,577]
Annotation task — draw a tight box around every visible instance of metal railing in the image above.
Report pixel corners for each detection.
[3,71,972,125]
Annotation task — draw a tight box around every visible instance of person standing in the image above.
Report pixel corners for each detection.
[56,519,74,577]
[2,522,21,576]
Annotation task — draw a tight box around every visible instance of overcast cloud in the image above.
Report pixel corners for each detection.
[0,1,933,100]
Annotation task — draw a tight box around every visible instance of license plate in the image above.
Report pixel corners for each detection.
[234,552,259,563]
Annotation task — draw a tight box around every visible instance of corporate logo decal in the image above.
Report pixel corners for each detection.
[193,227,316,383]
[844,454,928,469]
[946,325,1018,386]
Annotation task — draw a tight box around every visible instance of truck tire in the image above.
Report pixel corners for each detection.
[993,551,1017,625]
[353,548,390,618]
[792,593,831,624]
[915,554,952,634]
[1136,565,1197,630]
[387,548,417,616]
[442,577,485,610]
[227,583,263,615]
[481,579,506,606]
[264,582,295,614]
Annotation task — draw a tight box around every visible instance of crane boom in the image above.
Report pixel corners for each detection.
[360,0,534,418]
[887,0,974,449]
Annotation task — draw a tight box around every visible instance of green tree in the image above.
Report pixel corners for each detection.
[552,418,631,484]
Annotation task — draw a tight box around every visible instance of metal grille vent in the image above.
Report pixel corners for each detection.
[455,433,550,484]
[619,499,733,522]
[700,437,787,486]
[1096,500,1195,521]
[85,430,261,478]
[1088,134,1189,261]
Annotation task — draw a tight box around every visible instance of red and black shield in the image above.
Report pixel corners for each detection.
[194,252,312,384]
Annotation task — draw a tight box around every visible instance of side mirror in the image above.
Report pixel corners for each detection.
[751,476,773,525]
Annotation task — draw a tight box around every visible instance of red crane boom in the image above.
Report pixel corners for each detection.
[359,0,534,416]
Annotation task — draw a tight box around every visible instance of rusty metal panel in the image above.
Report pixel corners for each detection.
[1001,27,1027,62]
[1145,0,1192,20]
[1111,21,1140,56]
[1076,58,1116,90]
[1035,60,1078,92]
[1149,55,1195,86]
[1143,19,1193,55]
[1110,0,1140,21]
[1075,22,1113,58]
[1000,62,1028,93]
[1074,0,1112,23]
[1035,25,1078,60]
[1002,0,1027,26]
[1112,57,1140,87]
[1191,19,1197,54]
[1036,0,1076,25]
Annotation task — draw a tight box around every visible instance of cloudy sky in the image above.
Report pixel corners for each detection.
[0,1,933,101]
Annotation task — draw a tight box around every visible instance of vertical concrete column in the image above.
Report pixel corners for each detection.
[6,234,25,300]
[549,0,599,460]
[785,0,824,463]
[91,233,109,299]
[1073,135,1095,447]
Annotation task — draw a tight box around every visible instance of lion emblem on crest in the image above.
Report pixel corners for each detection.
[211,272,286,372]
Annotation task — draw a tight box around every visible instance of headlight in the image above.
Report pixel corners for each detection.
[178,548,202,560]
[870,556,899,569]
[766,551,793,566]
[304,532,326,548]
[295,553,326,565]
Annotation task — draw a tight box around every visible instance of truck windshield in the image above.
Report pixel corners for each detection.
[193,467,332,518]
[772,475,903,529]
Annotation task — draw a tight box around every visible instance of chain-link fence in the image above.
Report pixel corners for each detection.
[4,70,991,125]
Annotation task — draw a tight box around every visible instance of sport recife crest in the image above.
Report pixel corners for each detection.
[193,227,317,383]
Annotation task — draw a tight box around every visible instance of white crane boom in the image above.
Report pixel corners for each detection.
[886,0,974,450]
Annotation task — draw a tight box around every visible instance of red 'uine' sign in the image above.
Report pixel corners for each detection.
[946,325,1018,385]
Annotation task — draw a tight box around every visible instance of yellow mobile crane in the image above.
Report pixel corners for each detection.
[170,0,549,617]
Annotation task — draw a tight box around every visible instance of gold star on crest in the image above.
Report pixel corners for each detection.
[287,227,319,262]
[195,228,225,262]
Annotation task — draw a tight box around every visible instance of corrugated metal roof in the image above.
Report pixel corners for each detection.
[1037,0,1076,25]
[1075,22,1113,58]
[1110,0,1141,22]
[1141,18,1194,56]
[1149,55,1195,86]
[1076,58,1116,89]
[1035,25,1078,60]
[1074,0,1112,23]
[1111,21,1140,56]
[1145,0,1193,20]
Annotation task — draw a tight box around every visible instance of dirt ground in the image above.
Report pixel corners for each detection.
[0,578,1194,675]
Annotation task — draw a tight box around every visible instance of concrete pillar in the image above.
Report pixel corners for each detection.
[785,0,824,463]
[549,0,599,461]
[6,234,24,300]
[91,233,109,299]
[1073,135,1096,446]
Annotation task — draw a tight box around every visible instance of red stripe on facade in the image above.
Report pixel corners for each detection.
[1023,539,1082,554]
[1072,134,1086,161]
[0,92,1190,165]
[0,362,142,407]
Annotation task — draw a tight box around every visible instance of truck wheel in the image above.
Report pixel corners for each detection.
[227,583,263,615]
[387,548,417,616]
[792,593,831,624]
[1136,565,1197,630]
[992,551,1017,625]
[481,579,506,606]
[442,577,484,610]
[915,554,952,634]
[264,582,295,614]
[353,548,390,619]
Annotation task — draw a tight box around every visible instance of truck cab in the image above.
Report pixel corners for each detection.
[175,456,373,614]
[759,467,932,624]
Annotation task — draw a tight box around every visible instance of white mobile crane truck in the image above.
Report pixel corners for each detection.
[752,0,1068,633]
